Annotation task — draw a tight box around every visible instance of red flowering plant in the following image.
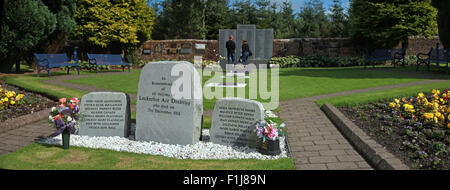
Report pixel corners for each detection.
[48,97,80,136]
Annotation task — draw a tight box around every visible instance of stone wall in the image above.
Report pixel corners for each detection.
[140,39,218,62]
[139,37,442,61]
[394,36,442,56]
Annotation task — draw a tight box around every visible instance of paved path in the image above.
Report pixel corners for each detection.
[0,120,53,157]
[0,69,448,170]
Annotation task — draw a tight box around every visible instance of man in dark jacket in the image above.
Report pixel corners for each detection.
[226,35,236,64]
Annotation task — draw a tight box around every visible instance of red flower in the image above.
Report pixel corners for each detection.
[57,104,66,108]
[53,114,62,121]
[445,89,449,93]
[68,103,76,110]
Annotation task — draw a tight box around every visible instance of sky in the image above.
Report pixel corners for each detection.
[147,0,351,14]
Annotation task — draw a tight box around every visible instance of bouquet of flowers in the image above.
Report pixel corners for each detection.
[255,119,285,143]
[49,97,80,137]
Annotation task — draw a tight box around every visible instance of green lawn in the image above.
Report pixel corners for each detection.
[63,67,426,110]
[2,73,87,100]
[0,143,294,170]
[316,80,450,107]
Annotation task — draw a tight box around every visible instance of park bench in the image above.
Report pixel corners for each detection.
[87,54,130,73]
[416,43,449,74]
[364,48,406,68]
[34,53,80,77]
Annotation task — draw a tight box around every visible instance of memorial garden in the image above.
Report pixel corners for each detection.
[0,0,449,171]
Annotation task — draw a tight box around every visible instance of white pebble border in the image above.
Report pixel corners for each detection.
[37,129,289,160]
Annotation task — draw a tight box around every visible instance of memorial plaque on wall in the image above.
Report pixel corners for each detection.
[210,98,264,148]
[79,92,131,137]
[180,48,192,54]
[136,61,203,145]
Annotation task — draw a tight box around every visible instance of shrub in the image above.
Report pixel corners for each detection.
[269,55,364,68]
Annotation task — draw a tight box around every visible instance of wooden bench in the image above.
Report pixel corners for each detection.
[416,43,449,74]
[364,49,406,68]
[34,53,80,77]
[87,54,130,73]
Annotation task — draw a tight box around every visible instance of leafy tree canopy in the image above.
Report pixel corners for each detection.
[349,0,438,50]
[74,0,155,49]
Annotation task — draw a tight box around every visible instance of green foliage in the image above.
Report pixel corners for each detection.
[205,0,233,39]
[151,0,203,40]
[269,55,364,68]
[432,0,450,48]
[152,0,347,40]
[329,0,349,37]
[74,0,155,48]
[294,0,331,38]
[125,49,147,68]
[349,0,438,50]
[0,0,57,72]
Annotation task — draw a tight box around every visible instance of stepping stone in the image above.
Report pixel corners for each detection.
[205,82,247,88]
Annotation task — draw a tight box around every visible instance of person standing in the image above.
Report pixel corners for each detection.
[225,35,236,64]
[241,40,251,65]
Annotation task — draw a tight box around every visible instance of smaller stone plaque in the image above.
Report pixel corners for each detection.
[79,92,131,137]
[210,98,264,148]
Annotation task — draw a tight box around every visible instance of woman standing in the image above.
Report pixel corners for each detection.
[241,40,251,65]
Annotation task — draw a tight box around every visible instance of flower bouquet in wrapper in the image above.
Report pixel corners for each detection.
[48,98,80,149]
[255,119,285,155]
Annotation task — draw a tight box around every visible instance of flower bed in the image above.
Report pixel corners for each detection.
[339,89,449,170]
[0,82,56,122]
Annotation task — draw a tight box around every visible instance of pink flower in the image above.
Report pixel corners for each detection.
[70,97,79,104]
[57,104,66,108]
[59,98,67,104]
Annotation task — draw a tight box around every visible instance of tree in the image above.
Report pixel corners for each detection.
[74,0,155,50]
[205,0,232,39]
[277,1,295,38]
[0,0,56,73]
[232,0,258,25]
[38,0,77,53]
[294,0,330,38]
[151,0,203,40]
[329,0,349,37]
[349,0,438,50]
[432,0,450,48]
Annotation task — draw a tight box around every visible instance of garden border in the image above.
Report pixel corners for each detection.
[0,108,51,134]
[321,103,410,170]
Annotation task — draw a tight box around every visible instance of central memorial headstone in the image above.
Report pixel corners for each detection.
[210,98,264,148]
[136,61,203,145]
[78,92,131,137]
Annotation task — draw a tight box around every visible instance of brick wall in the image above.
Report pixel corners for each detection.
[140,39,218,62]
[139,37,442,61]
